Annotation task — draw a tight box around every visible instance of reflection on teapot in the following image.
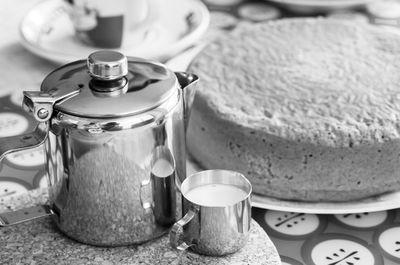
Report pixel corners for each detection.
[0,51,199,246]
[151,146,177,226]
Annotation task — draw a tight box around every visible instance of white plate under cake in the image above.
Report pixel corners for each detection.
[187,18,400,202]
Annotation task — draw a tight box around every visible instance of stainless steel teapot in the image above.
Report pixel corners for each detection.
[0,51,198,246]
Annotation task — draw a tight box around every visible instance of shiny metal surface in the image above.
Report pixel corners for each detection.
[140,146,177,226]
[39,55,178,118]
[87,51,128,81]
[175,72,198,131]
[45,98,186,246]
[0,52,199,246]
[170,170,252,256]
[23,80,81,122]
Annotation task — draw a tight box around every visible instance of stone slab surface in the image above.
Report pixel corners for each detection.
[0,189,281,265]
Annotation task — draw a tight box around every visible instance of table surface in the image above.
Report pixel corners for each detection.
[0,189,280,265]
[1,0,400,265]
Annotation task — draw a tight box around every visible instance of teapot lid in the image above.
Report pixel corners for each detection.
[37,51,178,118]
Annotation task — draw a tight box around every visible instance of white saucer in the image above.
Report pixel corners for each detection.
[19,0,210,64]
[263,0,378,13]
[252,191,400,214]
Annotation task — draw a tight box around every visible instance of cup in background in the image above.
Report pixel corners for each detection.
[65,0,161,48]
[170,170,252,256]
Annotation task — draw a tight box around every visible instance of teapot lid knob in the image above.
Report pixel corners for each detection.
[87,51,128,81]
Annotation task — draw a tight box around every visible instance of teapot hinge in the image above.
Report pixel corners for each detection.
[22,81,81,122]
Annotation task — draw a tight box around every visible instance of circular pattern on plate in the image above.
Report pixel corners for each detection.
[302,233,383,265]
[366,0,400,19]
[280,256,304,265]
[332,211,393,230]
[5,145,45,169]
[237,2,281,22]
[10,91,24,107]
[261,210,327,239]
[367,0,400,28]
[10,86,39,107]
[373,224,400,262]
[0,87,14,98]
[0,112,29,137]
[33,170,49,189]
[210,11,239,30]
[327,11,370,23]
[204,0,243,7]
[0,177,31,198]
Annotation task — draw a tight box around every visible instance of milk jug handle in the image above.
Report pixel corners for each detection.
[169,206,198,251]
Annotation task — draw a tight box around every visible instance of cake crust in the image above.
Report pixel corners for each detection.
[190,18,400,148]
[187,18,400,201]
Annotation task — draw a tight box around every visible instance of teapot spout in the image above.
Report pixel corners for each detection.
[175,72,199,131]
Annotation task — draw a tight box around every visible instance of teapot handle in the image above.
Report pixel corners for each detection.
[0,82,81,160]
[0,123,51,227]
[0,122,48,161]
